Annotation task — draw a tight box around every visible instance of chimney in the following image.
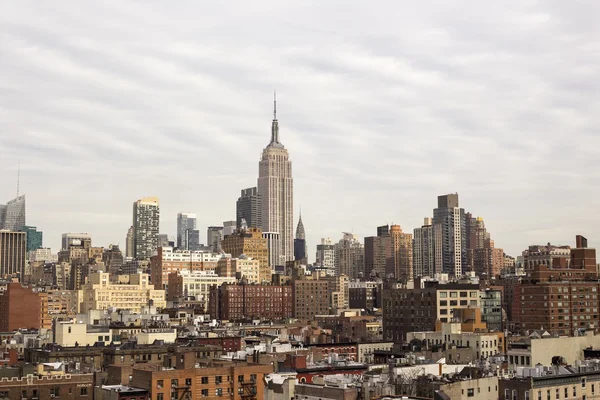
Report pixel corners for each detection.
[576,235,588,249]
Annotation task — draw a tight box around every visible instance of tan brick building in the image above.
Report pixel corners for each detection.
[293,279,329,320]
[221,228,270,283]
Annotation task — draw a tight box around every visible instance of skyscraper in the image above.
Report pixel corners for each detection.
[236,187,261,229]
[258,96,294,262]
[390,225,413,283]
[334,233,364,279]
[0,195,26,231]
[207,226,223,252]
[0,230,26,278]
[176,212,197,250]
[364,225,393,279]
[132,197,160,260]
[413,217,435,278]
[316,238,335,274]
[263,231,281,267]
[433,193,466,277]
[125,226,134,258]
[61,233,92,251]
[294,213,307,263]
[465,214,504,278]
[18,225,42,253]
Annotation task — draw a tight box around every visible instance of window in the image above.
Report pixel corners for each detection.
[157,395,164,400]
[250,374,257,382]
[238,375,244,383]
[80,387,88,396]
[157,380,164,389]
[505,389,509,400]
[547,390,550,400]
[201,389,209,397]
[32,390,38,398]
[440,292,447,298]
[556,388,559,399]
[565,388,568,398]
[450,292,458,298]
[0,392,8,399]
[525,392,529,400]
[238,388,244,395]
[216,376,223,384]
[50,387,59,396]
[202,377,209,384]
[467,388,474,397]
[216,388,223,397]
[172,379,179,388]
[573,387,577,397]
[538,391,542,400]
[186,378,192,386]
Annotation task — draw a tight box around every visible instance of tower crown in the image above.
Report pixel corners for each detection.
[268,92,284,148]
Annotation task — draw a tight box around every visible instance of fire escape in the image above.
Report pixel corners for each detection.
[240,381,257,400]
[170,380,192,400]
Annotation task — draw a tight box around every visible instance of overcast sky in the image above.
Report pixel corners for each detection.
[1,1,599,259]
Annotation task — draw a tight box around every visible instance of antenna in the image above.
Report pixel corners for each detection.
[16,162,20,197]
[273,90,277,119]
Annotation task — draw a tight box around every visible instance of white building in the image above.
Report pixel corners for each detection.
[316,238,336,274]
[258,97,294,262]
[262,231,281,267]
[28,247,58,263]
[169,269,236,302]
[158,247,222,263]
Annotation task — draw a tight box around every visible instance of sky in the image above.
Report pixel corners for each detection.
[1,1,599,260]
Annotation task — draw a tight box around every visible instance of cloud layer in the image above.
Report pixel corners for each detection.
[1,1,599,258]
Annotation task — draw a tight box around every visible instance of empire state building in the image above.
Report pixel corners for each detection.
[258,96,294,264]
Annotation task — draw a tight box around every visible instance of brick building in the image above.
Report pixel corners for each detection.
[209,284,292,321]
[131,360,273,400]
[293,279,329,320]
[0,282,50,331]
[512,236,599,336]
[382,280,480,343]
[0,373,94,399]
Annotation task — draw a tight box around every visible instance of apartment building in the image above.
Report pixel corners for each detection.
[79,272,166,313]
[0,282,50,331]
[131,360,273,400]
[209,283,293,321]
[382,281,480,343]
[151,246,221,291]
[293,279,329,320]
[167,269,236,302]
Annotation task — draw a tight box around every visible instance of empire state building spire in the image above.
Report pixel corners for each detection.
[269,91,283,148]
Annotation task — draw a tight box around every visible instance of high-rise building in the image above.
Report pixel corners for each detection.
[176,212,197,250]
[133,197,160,260]
[316,238,335,274]
[334,233,364,279]
[61,232,92,251]
[125,226,134,258]
[0,230,26,278]
[294,213,307,263]
[103,244,124,276]
[433,193,466,277]
[0,195,26,231]
[390,225,413,283]
[465,215,504,278]
[207,226,223,252]
[413,217,435,278]
[0,282,50,331]
[18,225,42,253]
[185,229,201,251]
[236,187,261,229]
[364,226,393,279]
[262,231,281,268]
[258,96,294,262]
[293,279,329,320]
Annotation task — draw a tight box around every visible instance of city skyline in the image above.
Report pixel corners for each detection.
[1,2,599,258]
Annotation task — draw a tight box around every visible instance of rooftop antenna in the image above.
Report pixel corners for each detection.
[16,162,20,197]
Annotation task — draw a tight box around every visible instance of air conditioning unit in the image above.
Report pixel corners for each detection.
[50,395,56,398]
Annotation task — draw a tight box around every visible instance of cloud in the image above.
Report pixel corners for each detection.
[1,0,599,258]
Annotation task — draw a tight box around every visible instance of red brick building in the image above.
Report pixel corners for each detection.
[176,336,242,352]
[209,284,292,321]
[512,236,599,336]
[0,282,50,331]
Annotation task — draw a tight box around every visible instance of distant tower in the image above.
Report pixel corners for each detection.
[258,94,294,262]
[177,212,197,249]
[125,226,134,258]
[236,187,262,229]
[433,193,466,277]
[294,212,307,263]
[0,195,26,231]
[132,197,160,260]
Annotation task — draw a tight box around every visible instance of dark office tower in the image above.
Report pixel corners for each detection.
[0,231,26,278]
[176,212,197,249]
[186,229,201,251]
[0,195,26,231]
[294,239,306,262]
[433,193,466,277]
[236,187,262,229]
[18,225,42,253]
[132,197,160,260]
